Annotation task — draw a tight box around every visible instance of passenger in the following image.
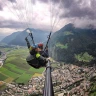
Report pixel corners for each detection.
[25,37,48,69]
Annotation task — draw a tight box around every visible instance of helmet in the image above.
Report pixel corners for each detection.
[31,44,38,48]
[38,43,43,49]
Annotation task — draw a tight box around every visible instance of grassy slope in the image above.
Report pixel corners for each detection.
[0,48,44,84]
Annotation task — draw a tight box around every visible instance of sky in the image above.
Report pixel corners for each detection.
[0,0,96,40]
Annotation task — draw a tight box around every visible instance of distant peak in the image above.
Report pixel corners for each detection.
[64,23,74,28]
[24,28,30,32]
[58,23,75,32]
[23,28,32,33]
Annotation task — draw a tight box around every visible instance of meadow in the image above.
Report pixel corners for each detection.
[0,47,44,84]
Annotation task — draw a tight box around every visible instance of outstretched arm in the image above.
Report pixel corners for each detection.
[25,37,30,49]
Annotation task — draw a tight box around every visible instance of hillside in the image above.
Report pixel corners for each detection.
[1,28,49,46]
[1,32,20,44]
[49,23,96,65]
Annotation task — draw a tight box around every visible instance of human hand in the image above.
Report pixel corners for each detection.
[46,57,51,61]
[25,37,28,41]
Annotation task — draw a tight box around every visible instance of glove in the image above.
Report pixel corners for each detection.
[29,33,32,36]
[46,57,51,61]
[25,37,28,42]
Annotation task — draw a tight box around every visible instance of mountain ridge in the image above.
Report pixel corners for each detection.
[1,28,49,46]
[49,23,96,65]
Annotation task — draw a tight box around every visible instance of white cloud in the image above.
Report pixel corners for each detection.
[0,0,96,36]
[0,0,62,33]
[0,28,17,34]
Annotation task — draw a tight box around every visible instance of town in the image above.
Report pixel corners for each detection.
[1,61,96,96]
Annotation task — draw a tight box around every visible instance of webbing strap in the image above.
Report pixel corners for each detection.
[29,46,33,51]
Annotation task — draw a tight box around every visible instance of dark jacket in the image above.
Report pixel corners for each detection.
[26,52,47,69]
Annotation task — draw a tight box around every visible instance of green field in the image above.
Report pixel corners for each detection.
[0,73,8,81]
[0,48,44,84]
[0,47,12,52]
[75,52,93,62]
[14,73,33,83]
[56,43,68,49]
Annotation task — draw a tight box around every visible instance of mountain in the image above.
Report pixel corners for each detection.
[49,23,96,65]
[0,35,6,41]
[1,32,20,44]
[1,28,49,46]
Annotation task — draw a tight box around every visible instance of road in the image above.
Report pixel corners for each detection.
[0,52,7,68]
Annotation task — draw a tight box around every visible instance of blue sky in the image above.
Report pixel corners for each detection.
[0,0,96,39]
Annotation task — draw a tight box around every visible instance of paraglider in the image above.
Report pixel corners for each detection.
[25,30,49,68]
